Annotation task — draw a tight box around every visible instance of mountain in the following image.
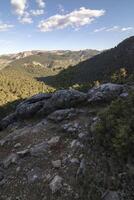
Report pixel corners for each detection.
[0,49,99,72]
[42,36,134,88]
[0,49,99,109]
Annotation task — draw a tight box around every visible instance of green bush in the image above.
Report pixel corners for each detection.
[94,92,134,160]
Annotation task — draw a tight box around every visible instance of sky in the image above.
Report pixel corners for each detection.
[0,0,134,54]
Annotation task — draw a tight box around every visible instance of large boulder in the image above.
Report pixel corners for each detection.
[88,83,125,103]
[16,93,52,118]
[16,89,87,118]
[0,89,87,130]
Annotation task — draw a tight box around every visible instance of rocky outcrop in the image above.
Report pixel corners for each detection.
[0,83,133,200]
[88,83,125,103]
[0,89,87,130]
[0,84,130,130]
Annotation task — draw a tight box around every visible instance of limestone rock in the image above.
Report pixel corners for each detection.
[88,83,124,103]
[48,136,60,146]
[102,191,119,200]
[52,160,61,168]
[49,175,63,193]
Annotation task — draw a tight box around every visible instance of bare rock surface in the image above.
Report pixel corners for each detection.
[0,84,133,200]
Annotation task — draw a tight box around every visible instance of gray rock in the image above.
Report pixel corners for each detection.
[102,191,119,200]
[49,175,63,193]
[0,113,17,131]
[120,92,129,98]
[17,149,30,158]
[52,160,61,168]
[0,89,87,130]
[76,158,86,177]
[30,142,48,157]
[70,158,79,164]
[70,140,83,149]
[14,143,21,148]
[16,101,44,118]
[3,153,18,168]
[88,83,124,103]
[27,167,44,184]
[16,89,87,119]
[47,108,76,122]
[48,136,60,146]
[62,122,80,134]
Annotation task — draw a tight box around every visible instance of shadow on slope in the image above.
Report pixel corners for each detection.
[37,36,134,89]
[0,99,23,120]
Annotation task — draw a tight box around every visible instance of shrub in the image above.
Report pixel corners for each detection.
[94,92,134,160]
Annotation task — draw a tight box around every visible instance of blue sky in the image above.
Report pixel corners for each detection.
[0,0,134,54]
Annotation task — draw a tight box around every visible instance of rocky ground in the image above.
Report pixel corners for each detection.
[0,83,133,200]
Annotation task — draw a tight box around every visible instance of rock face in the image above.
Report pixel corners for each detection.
[0,84,129,130]
[0,83,133,200]
[88,83,125,103]
[0,89,87,130]
[16,89,87,118]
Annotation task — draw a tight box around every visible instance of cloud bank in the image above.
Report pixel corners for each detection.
[38,7,105,32]
[0,22,14,32]
[11,0,27,16]
[94,26,134,33]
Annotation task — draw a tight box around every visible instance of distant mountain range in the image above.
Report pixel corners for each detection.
[0,49,99,108]
[42,36,134,88]
[0,36,134,109]
[0,49,100,72]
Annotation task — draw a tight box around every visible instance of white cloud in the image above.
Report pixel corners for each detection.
[121,27,133,32]
[19,16,33,24]
[94,27,106,32]
[94,26,134,33]
[19,11,33,24]
[106,26,119,32]
[11,0,27,16]
[30,9,44,16]
[38,7,105,32]
[0,22,14,31]
[36,0,45,8]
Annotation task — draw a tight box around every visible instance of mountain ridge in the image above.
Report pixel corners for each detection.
[41,36,134,88]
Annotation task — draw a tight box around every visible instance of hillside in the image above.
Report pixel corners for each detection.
[41,36,134,89]
[0,49,99,72]
[0,49,99,109]
[0,83,134,200]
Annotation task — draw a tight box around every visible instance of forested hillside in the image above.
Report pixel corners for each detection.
[42,36,134,89]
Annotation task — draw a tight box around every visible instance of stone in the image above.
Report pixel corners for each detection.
[76,158,86,177]
[88,83,124,103]
[70,158,79,164]
[3,153,18,168]
[14,143,21,148]
[17,149,30,158]
[27,167,44,184]
[102,191,119,200]
[78,133,85,139]
[16,89,87,119]
[49,175,63,193]
[120,92,129,98]
[48,136,60,145]
[52,160,61,168]
[63,122,80,134]
[70,140,83,148]
[47,108,76,122]
[30,142,48,157]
